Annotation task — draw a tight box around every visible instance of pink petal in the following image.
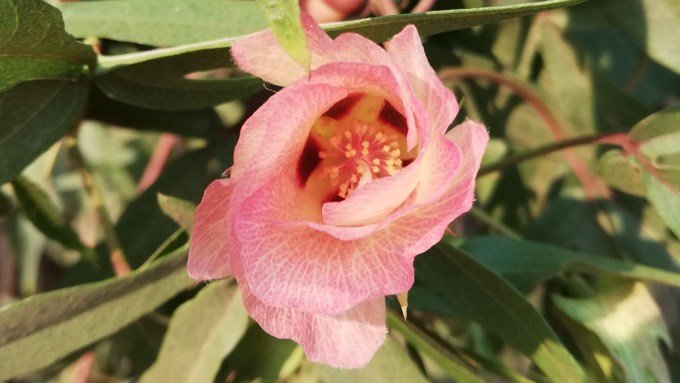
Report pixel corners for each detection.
[232,14,392,87]
[230,82,347,210]
[242,284,387,369]
[234,171,415,315]
[187,179,233,280]
[386,25,459,137]
[321,154,423,226]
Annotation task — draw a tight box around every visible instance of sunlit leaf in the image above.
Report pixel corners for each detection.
[607,0,680,73]
[60,0,267,46]
[255,0,310,70]
[157,194,196,235]
[0,248,192,381]
[554,281,671,382]
[461,235,680,293]
[0,0,94,92]
[139,281,249,383]
[11,176,93,258]
[416,238,585,383]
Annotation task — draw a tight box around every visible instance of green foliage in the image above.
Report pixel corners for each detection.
[2,0,680,382]
[554,280,671,382]
[607,0,680,73]
[0,0,94,92]
[256,0,311,70]
[416,239,585,383]
[59,0,267,46]
[139,281,249,383]
[0,248,192,380]
[11,176,93,258]
[0,80,89,185]
[157,194,197,235]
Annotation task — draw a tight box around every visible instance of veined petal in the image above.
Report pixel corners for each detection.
[386,25,459,137]
[187,179,233,280]
[242,284,386,369]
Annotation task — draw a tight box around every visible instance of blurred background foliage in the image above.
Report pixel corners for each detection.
[0,0,679,382]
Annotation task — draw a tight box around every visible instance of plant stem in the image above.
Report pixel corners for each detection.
[66,135,131,276]
[477,132,615,177]
[386,310,484,383]
[440,68,610,199]
[469,207,522,239]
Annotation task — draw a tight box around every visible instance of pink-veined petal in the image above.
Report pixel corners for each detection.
[187,179,233,280]
[234,170,415,315]
[386,25,459,137]
[242,284,387,369]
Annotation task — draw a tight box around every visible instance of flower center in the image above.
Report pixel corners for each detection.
[320,123,403,198]
[297,92,416,201]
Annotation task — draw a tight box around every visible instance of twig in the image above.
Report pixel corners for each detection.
[440,68,610,199]
[137,134,180,192]
[478,132,617,177]
[65,135,131,276]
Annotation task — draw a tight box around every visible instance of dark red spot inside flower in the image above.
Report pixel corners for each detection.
[323,192,344,204]
[402,159,414,168]
[379,101,408,136]
[323,93,362,119]
[298,138,321,187]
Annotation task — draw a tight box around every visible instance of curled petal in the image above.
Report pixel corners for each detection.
[386,25,459,136]
[232,14,392,87]
[234,171,415,315]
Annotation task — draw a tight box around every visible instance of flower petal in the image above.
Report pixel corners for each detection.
[187,179,233,280]
[234,171,415,315]
[386,25,459,136]
[242,284,387,369]
[231,82,347,210]
[232,13,393,87]
[321,155,423,226]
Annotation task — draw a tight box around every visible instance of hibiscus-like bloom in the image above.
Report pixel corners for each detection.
[188,15,488,368]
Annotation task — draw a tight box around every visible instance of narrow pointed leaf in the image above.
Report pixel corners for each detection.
[139,281,249,383]
[0,248,192,380]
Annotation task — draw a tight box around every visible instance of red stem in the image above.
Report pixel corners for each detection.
[440,68,611,199]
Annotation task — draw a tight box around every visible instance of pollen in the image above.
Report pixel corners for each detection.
[319,121,407,199]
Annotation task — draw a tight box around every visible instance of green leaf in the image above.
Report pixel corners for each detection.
[324,0,587,42]
[10,176,92,257]
[642,172,680,239]
[597,149,645,197]
[157,194,196,235]
[0,0,94,92]
[60,0,267,46]
[255,0,310,70]
[553,281,672,382]
[460,236,680,294]
[415,239,585,383]
[316,339,430,383]
[607,0,680,73]
[95,59,263,111]
[218,326,299,383]
[0,79,89,185]
[85,88,223,139]
[139,281,249,383]
[629,106,680,238]
[96,0,587,72]
[0,247,192,381]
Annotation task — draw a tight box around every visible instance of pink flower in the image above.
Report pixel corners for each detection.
[188,15,488,368]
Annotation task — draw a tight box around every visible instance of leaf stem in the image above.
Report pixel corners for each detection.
[469,207,522,239]
[387,310,484,383]
[65,135,131,276]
